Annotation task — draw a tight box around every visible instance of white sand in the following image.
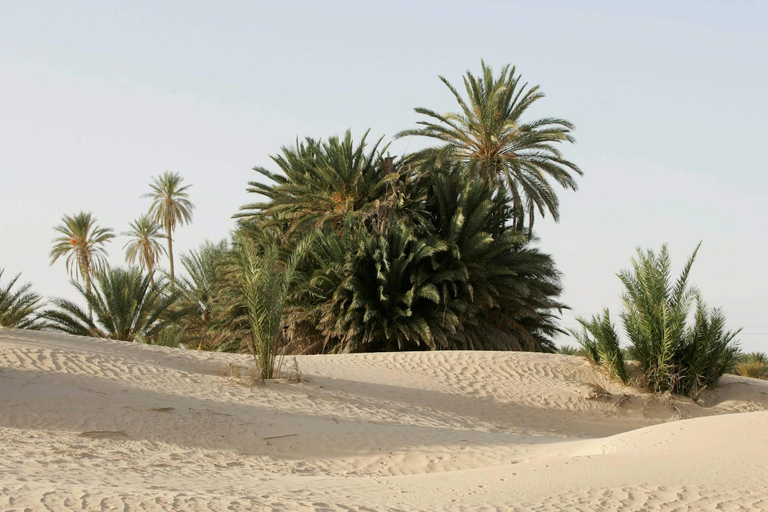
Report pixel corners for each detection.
[1,327,767,511]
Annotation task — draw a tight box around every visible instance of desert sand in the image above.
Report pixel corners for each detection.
[1,327,767,511]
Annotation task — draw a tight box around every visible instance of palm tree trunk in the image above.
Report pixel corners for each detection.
[81,259,93,323]
[86,274,93,323]
[527,198,535,236]
[167,225,175,287]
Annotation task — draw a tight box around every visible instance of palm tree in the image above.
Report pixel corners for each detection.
[237,130,426,235]
[0,269,46,329]
[123,214,166,283]
[43,266,177,341]
[290,167,566,353]
[144,171,194,285]
[572,244,741,398]
[235,232,314,379]
[174,239,230,350]
[397,61,582,232]
[50,211,114,319]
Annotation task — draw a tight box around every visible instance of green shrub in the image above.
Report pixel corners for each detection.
[570,309,629,383]
[557,345,584,356]
[572,243,741,398]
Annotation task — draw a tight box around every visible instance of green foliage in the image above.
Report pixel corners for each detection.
[123,214,166,279]
[231,63,574,355]
[734,352,768,379]
[238,130,425,234]
[0,269,46,329]
[138,324,187,348]
[557,345,584,356]
[234,232,314,379]
[573,244,741,397]
[294,221,450,352]
[571,310,629,383]
[397,61,581,232]
[286,163,566,353]
[43,266,177,341]
[50,211,114,291]
[172,239,233,350]
[144,171,194,284]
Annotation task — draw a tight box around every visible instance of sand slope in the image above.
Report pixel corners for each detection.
[1,328,767,511]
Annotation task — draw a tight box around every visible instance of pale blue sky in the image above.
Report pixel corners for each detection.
[1,1,767,350]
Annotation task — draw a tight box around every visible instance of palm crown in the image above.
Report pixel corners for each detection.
[239,130,404,233]
[397,61,582,232]
[43,266,176,341]
[50,211,114,292]
[123,214,166,281]
[0,269,46,329]
[144,171,194,283]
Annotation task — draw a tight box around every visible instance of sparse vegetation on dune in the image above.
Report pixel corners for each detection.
[572,243,741,398]
[14,60,751,391]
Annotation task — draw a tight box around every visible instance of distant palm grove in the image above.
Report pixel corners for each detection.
[1,62,746,385]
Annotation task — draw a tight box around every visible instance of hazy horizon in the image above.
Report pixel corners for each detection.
[2,1,767,351]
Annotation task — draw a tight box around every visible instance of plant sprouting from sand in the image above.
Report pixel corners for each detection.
[572,243,741,398]
[234,230,314,380]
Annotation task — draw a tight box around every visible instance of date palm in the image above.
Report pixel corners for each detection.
[397,61,582,232]
[123,214,166,283]
[50,211,114,320]
[174,239,230,350]
[43,266,177,341]
[291,167,566,353]
[238,130,426,235]
[144,171,194,285]
[0,269,46,329]
[235,231,315,379]
[572,244,741,398]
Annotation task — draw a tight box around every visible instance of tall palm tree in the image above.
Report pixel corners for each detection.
[397,61,582,232]
[123,214,166,283]
[144,171,194,285]
[43,266,177,341]
[50,211,114,319]
[0,269,46,329]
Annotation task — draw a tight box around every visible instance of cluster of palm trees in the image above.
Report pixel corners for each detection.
[227,61,581,371]
[41,171,194,337]
[3,62,586,371]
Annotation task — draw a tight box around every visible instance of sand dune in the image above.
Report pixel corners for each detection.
[1,328,767,511]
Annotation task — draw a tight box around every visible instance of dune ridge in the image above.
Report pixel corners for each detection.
[1,327,767,511]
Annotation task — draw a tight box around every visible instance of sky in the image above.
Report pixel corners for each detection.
[1,1,767,351]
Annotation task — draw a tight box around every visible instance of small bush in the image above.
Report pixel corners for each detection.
[734,352,768,379]
[570,309,629,384]
[557,345,583,356]
[572,243,741,398]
